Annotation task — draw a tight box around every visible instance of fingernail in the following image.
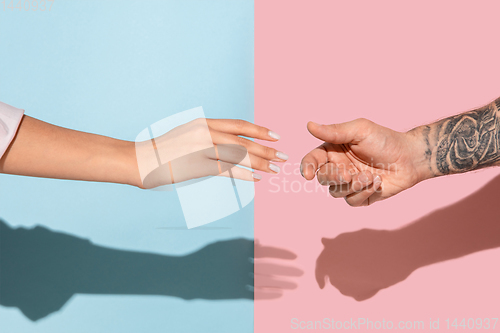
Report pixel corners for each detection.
[276,151,289,160]
[309,121,320,126]
[252,173,262,180]
[268,131,281,140]
[373,175,382,188]
[269,163,281,174]
[359,172,369,182]
[300,163,304,177]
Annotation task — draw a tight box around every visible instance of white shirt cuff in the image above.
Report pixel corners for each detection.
[0,101,25,159]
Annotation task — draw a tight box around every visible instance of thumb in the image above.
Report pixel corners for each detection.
[307,119,366,144]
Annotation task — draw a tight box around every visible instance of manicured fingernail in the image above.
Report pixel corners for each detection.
[359,172,369,182]
[276,151,289,160]
[253,173,262,180]
[373,175,382,187]
[268,131,281,140]
[269,163,281,174]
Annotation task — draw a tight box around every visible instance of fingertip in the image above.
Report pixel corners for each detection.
[300,163,314,180]
[275,151,289,161]
[301,159,317,180]
[306,165,317,180]
[307,121,321,133]
[267,130,280,141]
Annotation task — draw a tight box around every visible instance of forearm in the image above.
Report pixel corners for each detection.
[408,97,500,182]
[0,116,141,187]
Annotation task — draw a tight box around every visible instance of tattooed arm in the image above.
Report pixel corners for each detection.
[409,97,500,178]
[301,97,500,206]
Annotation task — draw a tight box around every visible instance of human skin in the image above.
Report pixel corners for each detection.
[0,116,288,187]
[300,96,500,206]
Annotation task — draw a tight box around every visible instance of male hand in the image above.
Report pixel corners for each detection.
[301,119,428,206]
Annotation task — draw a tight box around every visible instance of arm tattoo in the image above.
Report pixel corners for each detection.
[426,98,500,175]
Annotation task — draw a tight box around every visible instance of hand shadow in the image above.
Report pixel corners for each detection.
[316,174,500,301]
[0,220,302,321]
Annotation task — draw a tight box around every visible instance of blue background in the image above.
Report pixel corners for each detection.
[0,0,254,332]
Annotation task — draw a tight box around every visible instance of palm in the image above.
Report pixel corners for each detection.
[326,128,419,201]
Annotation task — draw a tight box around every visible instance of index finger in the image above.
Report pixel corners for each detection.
[300,144,328,181]
[255,244,297,260]
[206,119,280,141]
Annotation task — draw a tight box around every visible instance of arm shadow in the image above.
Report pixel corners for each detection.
[316,174,500,301]
[0,221,300,321]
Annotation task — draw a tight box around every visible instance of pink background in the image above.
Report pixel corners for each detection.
[255,1,500,332]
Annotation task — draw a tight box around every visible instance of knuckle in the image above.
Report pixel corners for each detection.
[236,136,249,147]
[233,119,247,131]
[344,197,358,207]
[193,124,208,137]
[328,123,339,132]
[329,187,343,198]
[193,117,205,124]
[326,171,340,183]
[207,127,216,137]
[234,144,248,155]
[249,157,265,170]
[350,182,362,193]
[331,192,344,199]
[355,117,373,129]
[258,158,269,171]
[191,118,207,129]
[325,175,339,185]
[263,145,275,158]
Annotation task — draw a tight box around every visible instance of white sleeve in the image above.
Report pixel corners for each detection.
[0,101,25,159]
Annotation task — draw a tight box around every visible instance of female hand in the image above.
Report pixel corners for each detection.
[136,118,288,189]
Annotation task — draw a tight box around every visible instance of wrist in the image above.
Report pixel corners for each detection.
[122,141,143,188]
[101,139,143,188]
[404,126,435,184]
